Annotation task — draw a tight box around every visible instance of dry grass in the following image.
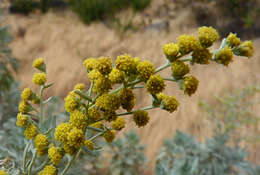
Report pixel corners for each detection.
[3,2,260,172]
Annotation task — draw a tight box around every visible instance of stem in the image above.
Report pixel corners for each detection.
[39,86,44,130]
[89,131,105,141]
[88,82,93,96]
[74,90,92,102]
[60,152,78,175]
[23,141,31,173]
[163,78,178,82]
[28,149,37,175]
[155,61,171,73]
[117,105,156,116]
[34,157,49,173]
[87,126,104,132]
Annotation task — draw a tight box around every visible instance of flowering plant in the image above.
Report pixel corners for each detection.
[2,26,254,175]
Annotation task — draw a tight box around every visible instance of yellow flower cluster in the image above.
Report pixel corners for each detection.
[103,130,116,143]
[48,145,64,165]
[137,60,155,81]
[133,110,150,127]
[24,124,38,139]
[33,57,46,72]
[119,88,136,112]
[182,76,199,96]
[226,33,241,47]
[163,43,179,61]
[198,26,219,47]
[32,73,47,85]
[35,134,49,156]
[96,94,121,111]
[83,57,97,72]
[146,75,166,94]
[70,110,88,131]
[38,165,57,175]
[84,140,94,150]
[16,113,28,127]
[171,60,190,79]
[215,46,234,66]
[111,117,126,130]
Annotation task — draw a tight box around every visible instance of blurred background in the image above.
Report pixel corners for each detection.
[0,0,259,174]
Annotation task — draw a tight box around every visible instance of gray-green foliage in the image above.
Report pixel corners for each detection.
[199,85,260,144]
[107,129,147,175]
[155,130,260,175]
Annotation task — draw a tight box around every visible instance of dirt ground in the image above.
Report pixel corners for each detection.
[2,0,260,172]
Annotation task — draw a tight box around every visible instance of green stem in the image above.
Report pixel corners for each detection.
[88,82,93,96]
[163,78,178,82]
[39,86,44,130]
[155,61,171,73]
[89,131,105,141]
[28,149,37,175]
[74,90,92,102]
[34,157,49,173]
[87,126,104,132]
[23,141,31,174]
[60,152,78,175]
[117,105,156,116]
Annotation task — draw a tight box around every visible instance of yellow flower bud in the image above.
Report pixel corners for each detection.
[171,60,190,79]
[24,124,38,140]
[94,57,112,75]
[192,47,212,64]
[83,58,97,72]
[33,58,45,72]
[198,26,219,47]
[38,165,57,175]
[16,113,28,127]
[32,73,47,85]
[162,96,179,113]
[133,110,149,127]
[109,68,125,84]
[163,43,179,61]
[177,35,200,55]
[48,146,64,165]
[111,117,126,130]
[119,88,135,112]
[54,123,73,143]
[226,33,241,47]
[146,75,166,94]
[182,75,199,96]
[215,46,234,66]
[70,110,88,131]
[103,130,116,143]
[137,60,155,81]
[96,94,120,111]
[67,128,85,148]
[84,140,94,151]
[21,88,33,101]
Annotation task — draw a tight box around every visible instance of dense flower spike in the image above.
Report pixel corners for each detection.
[192,47,212,64]
[119,88,136,112]
[133,110,150,127]
[16,27,254,174]
[171,61,190,79]
[182,76,199,96]
[111,117,126,130]
[38,165,57,175]
[48,145,63,165]
[103,130,116,143]
[215,46,234,66]
[177,35,200,55]
[16,113,28,127]
[24,124,38,139]
[32,73,47,85]
[163,43,179,61]
[146,75,166,94]
[137,60,155,81]
[226,33,241,47]
[198,26,219,48]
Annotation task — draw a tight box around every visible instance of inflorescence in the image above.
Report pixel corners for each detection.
[15,27,254,175]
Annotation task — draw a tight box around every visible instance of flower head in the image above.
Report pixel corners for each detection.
[177,35,200,55]
[33,58,45,72]
[215,46,234,66]
[24,124,38,139]
[111,117,126,130]
[163,43,179,61]
[235,41,254,57]
[192,47,212,64]
[93,76,112,95]
[48,146,64,165]
[19,100,31,113]
[133,110,149,127]
[84,140,94,151]
[54,123,73,143]
[70,110,88,131]
[32,73,47,85]
[16,113,28,127]
[171,60,190,79]
[88,69,103,82]
[74,83,85,91]
[103,130,116,143]
[38,165,57,175]
[226,33,241,47]
[146,75,166,94]
[88,107,101,121]
[63,144,76,155]
[96,94,120,111]
[83,58,97,72]
[67,128,85,148]
[35,134,49,150]
[182,76,199,96]
[21,88,33,101]
[198,26,219,47]
[64,91,79,113]
[161,96,179,113]
[109,68,125,84]
[137,60,155,81]
[94,57,112,75]
[119,88,135,112]
[115,54,137,74]
[103,110,117,122]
